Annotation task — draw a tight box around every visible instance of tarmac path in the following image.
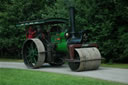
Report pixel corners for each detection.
[0,62,128,84]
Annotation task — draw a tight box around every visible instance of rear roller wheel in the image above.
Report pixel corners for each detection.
[68,47,101,71]
[22,38,45,68]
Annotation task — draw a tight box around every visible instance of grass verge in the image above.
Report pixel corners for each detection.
[0,58,23,62]
[101,63,128,69]
[0,68,127,85]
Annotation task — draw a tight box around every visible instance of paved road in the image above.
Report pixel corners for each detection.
[0,62,128,84]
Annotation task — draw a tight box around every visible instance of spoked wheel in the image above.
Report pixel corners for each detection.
[25,41,38,66]
[68,47,101,72]
[22,39,45,68]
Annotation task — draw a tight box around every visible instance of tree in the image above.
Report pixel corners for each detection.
[0,0,127,62]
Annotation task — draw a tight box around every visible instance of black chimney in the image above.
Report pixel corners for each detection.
[68,7,82,44]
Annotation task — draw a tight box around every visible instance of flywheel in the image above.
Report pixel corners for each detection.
[22,38,45,68]
[68,47,101,71]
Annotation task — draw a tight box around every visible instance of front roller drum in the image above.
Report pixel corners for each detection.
[68,47,101,71]
[22,38,45,68]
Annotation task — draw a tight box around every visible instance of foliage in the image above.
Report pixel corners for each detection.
[0,0,128,62]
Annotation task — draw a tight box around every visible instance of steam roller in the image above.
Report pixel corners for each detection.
[18,7,102,72]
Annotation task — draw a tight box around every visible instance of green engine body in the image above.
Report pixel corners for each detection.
[51,31,68,52]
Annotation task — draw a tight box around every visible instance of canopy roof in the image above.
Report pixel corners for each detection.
[17,18,68,26]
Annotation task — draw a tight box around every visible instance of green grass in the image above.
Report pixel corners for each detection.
[0,58,23,62]
[0,68,127,85]
[101,63,128,69]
